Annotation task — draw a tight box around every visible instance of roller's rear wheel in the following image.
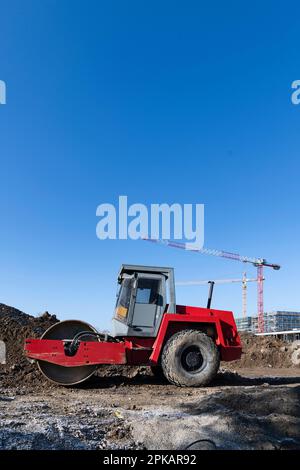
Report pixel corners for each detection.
[161,330,220,387]
[37,320,99,386]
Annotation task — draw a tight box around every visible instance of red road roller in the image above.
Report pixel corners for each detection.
[24,265,242,386]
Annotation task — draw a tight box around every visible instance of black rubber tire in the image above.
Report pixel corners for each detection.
[161,329,220,387]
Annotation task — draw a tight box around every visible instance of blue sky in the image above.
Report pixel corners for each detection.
[0,1,299,330]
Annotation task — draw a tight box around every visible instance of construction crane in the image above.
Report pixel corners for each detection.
[176,273,258,318]
[144,238,281,333]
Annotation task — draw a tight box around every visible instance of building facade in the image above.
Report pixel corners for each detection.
[235,311,300,334]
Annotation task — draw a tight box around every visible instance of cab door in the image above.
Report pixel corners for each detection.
[130,273,166,335]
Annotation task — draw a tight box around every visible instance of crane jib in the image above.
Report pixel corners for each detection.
[144,238,280,270]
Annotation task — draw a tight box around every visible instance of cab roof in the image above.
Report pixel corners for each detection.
[118,264,174,282]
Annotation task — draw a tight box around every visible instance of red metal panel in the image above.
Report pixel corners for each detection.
[25,339,126,366]
[124,338,155,365]
[150,307,242,364]
[219,346,242,361]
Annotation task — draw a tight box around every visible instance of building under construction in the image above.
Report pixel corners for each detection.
[236,311,300,334]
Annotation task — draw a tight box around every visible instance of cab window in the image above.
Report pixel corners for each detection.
[115,277,133,321]
[136,278,160,305]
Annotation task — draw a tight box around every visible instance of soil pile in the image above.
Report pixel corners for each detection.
[227,332,296,369]
[0,303,58,388]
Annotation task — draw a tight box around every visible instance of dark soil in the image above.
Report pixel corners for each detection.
[227,332,294,369]
[0,303,58,389]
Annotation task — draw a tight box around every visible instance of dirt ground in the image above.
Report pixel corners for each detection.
[1,368,300,450]
[1,303,300,450]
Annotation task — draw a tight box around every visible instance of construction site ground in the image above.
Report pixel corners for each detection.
[1,303,300,450]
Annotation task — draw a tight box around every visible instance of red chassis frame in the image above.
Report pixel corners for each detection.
[24,306,242,367]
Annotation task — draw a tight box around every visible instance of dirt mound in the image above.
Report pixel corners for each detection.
[0,303,58,389]
[227,332,295,369]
